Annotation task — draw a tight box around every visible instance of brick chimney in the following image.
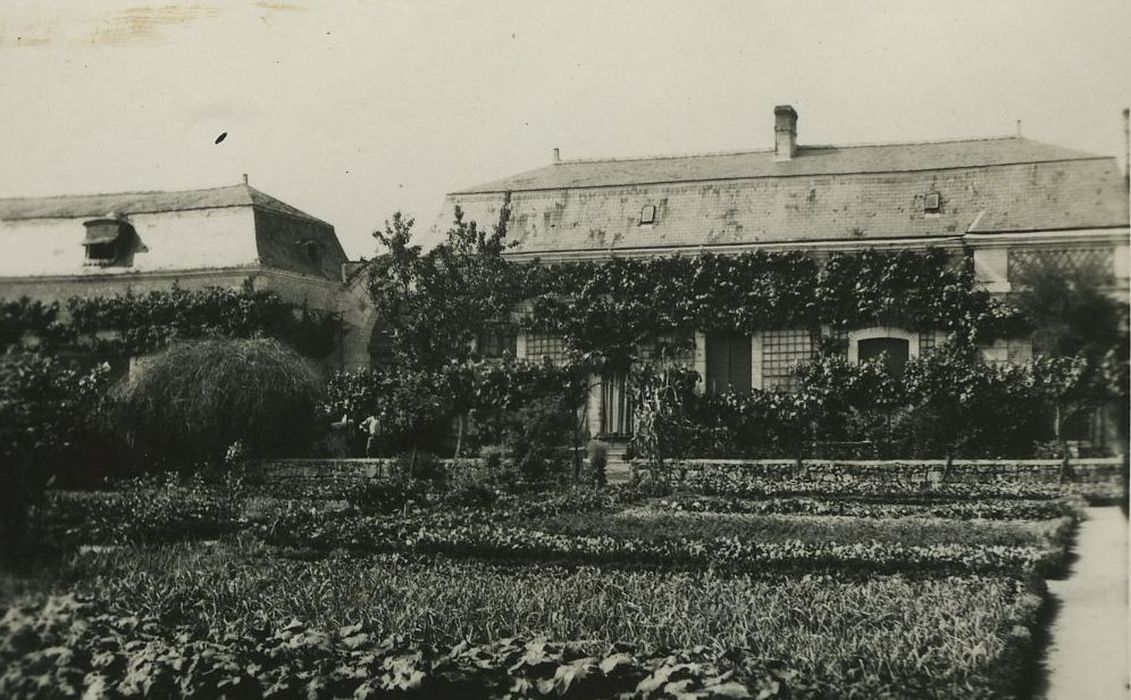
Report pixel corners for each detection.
[774,105,798,161]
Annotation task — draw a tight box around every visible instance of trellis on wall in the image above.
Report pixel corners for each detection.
[1008,247,1114,283]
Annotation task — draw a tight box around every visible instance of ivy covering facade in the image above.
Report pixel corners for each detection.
[1,280,342,360]
[516,247,1021,368]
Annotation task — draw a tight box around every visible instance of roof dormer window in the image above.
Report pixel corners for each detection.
[82,214,133,266]
[640,204,656,225]
[924,192,941,214]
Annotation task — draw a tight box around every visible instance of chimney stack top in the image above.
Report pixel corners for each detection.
[774,105,798,161]
[552,148,561,164]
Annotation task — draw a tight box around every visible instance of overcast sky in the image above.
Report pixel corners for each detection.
[1,0,1128,258]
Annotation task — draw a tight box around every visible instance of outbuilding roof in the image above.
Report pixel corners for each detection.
[0,183,328,225]
[0,183,346,280]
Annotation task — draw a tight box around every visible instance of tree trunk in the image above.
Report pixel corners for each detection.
[572,416,582,483]
[453,413,464,458]
[1055,401,1070,484]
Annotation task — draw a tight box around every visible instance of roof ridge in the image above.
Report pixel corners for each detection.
[0,183,246,203]
[551,135,1084,166]
[245,185,329,225]
[558,147,772,165]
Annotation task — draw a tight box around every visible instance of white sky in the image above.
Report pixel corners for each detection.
[1,0,1128,258]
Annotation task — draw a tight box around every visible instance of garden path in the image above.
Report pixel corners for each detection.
[1041,506,1129,699]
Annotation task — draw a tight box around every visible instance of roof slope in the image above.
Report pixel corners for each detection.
[442,136,1128,256]
[0,184,346,280]
[455,137,1105,193]
[0,184,328,225]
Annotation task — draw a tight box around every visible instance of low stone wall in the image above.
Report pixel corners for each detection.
[646,458,1124,488]
[245,456,1123,489]
[243,458,481,485]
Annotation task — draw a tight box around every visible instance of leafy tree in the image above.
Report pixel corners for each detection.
[903,341,992,470]
[1027,355,1113,478]
[368,199,520,371]
[1010,256,1129,462]
[794,351,905,455]
[1010,255,1127,359]
[320,358,588,468]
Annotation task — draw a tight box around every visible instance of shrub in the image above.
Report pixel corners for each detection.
[115,338,323,468]
[0,353,110,564]
[503,395,576,482]
[394,450,445,483]
[587,440,610,486]
[469,444,519,489]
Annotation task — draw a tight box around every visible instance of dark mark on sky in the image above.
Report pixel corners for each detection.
[214,132,227,144]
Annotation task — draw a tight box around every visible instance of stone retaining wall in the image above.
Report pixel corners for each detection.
[243,458,479,485]
[648,458,1123,488]
[245,456,1123,489]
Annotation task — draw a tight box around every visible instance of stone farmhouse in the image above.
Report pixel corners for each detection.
[2,106,1127,448]
[438,105,1130,442]
[0,180,378,371]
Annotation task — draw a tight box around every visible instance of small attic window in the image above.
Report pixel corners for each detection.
[924,192,941,214]
[82,216,132,266]
[640,204,657,225]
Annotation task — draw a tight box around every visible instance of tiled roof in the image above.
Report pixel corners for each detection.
[0,184,327,225]
[454,137,1106,193]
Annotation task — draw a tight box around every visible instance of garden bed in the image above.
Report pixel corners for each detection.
[6,546,1045,699]
[3,472,1099,698]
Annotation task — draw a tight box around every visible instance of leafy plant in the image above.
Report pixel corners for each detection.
[0,353,109,564]
[587,440,610,486]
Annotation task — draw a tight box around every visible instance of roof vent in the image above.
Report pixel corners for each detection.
[774,105,798,161]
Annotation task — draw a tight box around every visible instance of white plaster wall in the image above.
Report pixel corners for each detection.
[972,247,1010,293]
[693,331,707,394]
[0,207,260,277]
[751,332,765,389]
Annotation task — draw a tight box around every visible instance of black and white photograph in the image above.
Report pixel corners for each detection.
[1,2,1128,698]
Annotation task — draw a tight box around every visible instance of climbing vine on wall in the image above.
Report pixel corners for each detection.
[520,248,1020,367]
[371,211,1023,371]
[7,280,343,359]
[0,298,73,350]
